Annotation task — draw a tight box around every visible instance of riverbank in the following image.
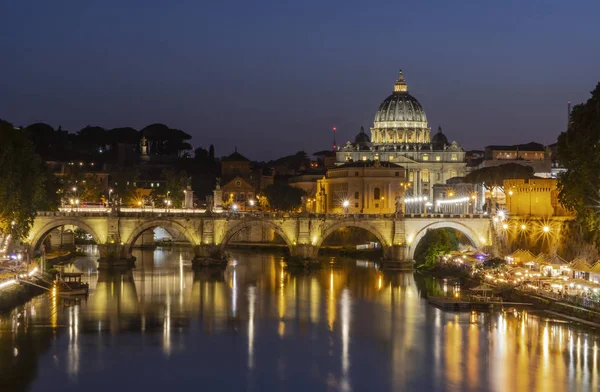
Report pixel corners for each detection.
[417,265,600,326]
[501,288,600,325]
[0,275,51,313]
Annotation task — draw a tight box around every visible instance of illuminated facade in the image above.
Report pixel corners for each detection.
[504,178,572,217]
[315,161,407,214]
[336,70,467,198]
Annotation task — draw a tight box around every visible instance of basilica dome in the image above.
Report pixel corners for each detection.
[431,126,449,148]
[371,70,431,144]
[354,126,370,145]
[374,90,427,123]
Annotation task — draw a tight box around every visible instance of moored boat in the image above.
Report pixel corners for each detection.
[56,272,89,296]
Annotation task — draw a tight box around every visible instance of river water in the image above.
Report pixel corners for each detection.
[0,246,599,391]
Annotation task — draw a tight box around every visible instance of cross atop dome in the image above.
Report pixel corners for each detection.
[394,69,408,93]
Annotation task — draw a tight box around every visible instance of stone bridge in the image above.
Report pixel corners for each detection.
[27,210,493,264]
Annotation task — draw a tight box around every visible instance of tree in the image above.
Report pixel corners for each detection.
[110,169,139,207]
[414,228,459,267]
[556,82,600,245]
[60,166,104,204]
[37,162,61,211]
[153,169,190,207]
[464,163,534,191]
[263,183,305,211]
[25,123,70,160]
[0,120,47,240]
[141,124,192,157]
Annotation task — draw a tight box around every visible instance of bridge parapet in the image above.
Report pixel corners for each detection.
[29,210,496,265]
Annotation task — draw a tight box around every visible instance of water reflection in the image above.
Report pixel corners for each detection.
[0,247,599,391]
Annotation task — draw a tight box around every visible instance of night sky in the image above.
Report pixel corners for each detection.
[1,0,599,160]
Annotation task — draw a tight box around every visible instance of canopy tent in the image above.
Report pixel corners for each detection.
[570,258,592,273]
[509,249,536,264]
[591,261,600,275]
[549,254,569,267]
[534,253,553,266]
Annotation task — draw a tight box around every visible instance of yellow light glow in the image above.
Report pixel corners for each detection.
[543,226,550,233]
[502,223,508,230]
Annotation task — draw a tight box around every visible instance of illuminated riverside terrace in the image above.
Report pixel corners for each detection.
[1,247,599,391]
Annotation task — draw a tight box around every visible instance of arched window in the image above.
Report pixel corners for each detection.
[374,187,381,200]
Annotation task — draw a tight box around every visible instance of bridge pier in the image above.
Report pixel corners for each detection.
[384,245,408,261]
[293,244,317,259]
[97,244,136,269]
[191,244,222,260]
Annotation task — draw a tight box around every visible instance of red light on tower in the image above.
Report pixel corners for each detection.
[332,126,337,149]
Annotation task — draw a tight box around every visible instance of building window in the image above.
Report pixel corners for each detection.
[436,156,441,161]
[354,191,359,199]
[451,153,458,161]
[395,172,400,176]
[374,188,381,200]
[409,172,414,182]
[354,202,359,208]
[422,170,430,182]
[362,156,367,161]
[423,154,429,161]
[375,203,379,208]
[449,169,457,178]
[355,171,359,177]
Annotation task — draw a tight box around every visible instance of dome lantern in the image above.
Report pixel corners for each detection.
[393,69,408,93]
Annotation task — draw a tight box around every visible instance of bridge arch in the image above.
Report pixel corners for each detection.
[219,220,295,254]
[314,220,389,256]
[407,221,484,260]
[124,219,199,255]
[29,218,103,252]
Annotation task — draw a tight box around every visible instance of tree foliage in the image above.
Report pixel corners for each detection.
[263,183,305,211]
[60,166,104,204]
[153,168,190,207]
[556,82,600,245]
[141,123,192,157]
[464,163,534,190]
[110,168,139,207]
[414,228,459,267]
[0,121,47,239]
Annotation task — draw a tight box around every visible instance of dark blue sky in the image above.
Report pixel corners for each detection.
[1,0,599,160]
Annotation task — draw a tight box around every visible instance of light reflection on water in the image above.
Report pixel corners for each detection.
[0,246,599,391]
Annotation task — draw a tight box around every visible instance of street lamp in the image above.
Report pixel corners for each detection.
[232,203,239,212]
[342,200,350,214]
[249,199,255,212]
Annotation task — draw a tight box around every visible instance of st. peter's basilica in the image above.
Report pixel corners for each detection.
[335,70,466,199]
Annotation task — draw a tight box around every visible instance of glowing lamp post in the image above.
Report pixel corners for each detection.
[342,200,350,214]
[232,203,239,213]
[249,199,255,212]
